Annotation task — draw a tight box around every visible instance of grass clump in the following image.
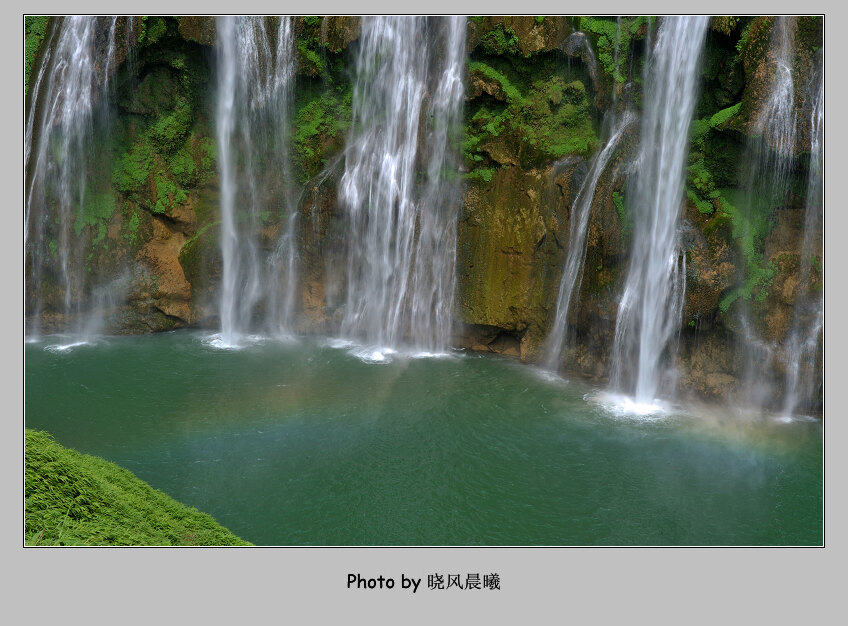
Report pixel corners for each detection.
[25,429,251,546]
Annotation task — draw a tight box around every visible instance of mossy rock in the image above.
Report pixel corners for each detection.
[464,55,599,171]
[467,16,571,57]
[456,166,570,359]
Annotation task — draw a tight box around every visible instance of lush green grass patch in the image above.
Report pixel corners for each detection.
[25,429,252,546]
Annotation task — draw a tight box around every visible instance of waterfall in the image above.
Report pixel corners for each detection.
[609,16,708,405]
[542,110,634,371]
[735,17,811,413]
[337,16,465,354]
[25,16,121,340]
[215,16,298,347]
[782,50,823,417]
[753,17,797,182]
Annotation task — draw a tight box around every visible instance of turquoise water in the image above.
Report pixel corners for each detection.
[24,331,823,545]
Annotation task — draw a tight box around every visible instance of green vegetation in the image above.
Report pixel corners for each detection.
[74,192,116,245]
[686,102,744,217]
[480,23,521,56]
[612,189,631,238]
[291,49,353,181]
[712,16,740,36]
[577,16,652,84]
[714,189,776,312]
[464,56,598,171]
[296,17,327,75]
[25,429,251,546]
[709,102,742,128]
[138,16,169,47]
[111,24,215,219]
[25,16,49,96]
[122,209,141,245]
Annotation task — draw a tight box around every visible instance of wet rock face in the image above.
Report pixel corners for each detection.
[736,16,823,154]
[178,16,216,46]
[466,16,572,57]
[456,165,576,361]
[319,16,361,52]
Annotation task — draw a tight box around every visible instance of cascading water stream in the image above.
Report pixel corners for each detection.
[609,16,708,406]
[752,17,797,183]
[25,16,121,340]
[215,16,298,347]
[735,17,814,413]
[542,110,634,371]
[337,16,465,355]
[781,52,823,417]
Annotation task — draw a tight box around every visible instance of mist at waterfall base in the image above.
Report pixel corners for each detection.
[25,331,822,545]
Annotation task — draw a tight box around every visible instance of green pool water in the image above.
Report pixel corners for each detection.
[24,331,823,545]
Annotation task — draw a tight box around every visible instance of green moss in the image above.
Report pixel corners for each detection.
[480,23,521,56]
[712,17,740,36]
[122,210,140,245]
[464,57,598,169]
[74,192,115,237]
[112,143,154,196]
[292,77,352,181]
[109,35,215,222]
[612,189,632,237]
[468,61,523,102]
[25,429,251,546]
[686,188,715,215]
[152,172,188,214]
[169,146,197,186]
[24,16,49,96]
[149,97,193,154]
[708,102,742,129]
[715,188,777,312]
[535,16,545,24]
[466,167,496,183]
[578,16,640,84]
[297,39,325,75]
[178,220,220,279]
[138,16,168,47]
[296,18,330,75]
[687,160,714,196]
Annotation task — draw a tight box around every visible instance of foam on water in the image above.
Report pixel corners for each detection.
[589,390,673,421]
[44,340,95,353]
[201,332,271,351]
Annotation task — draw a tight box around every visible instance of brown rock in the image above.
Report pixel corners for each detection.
[178,16,216,47]
[138,217,193,323]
